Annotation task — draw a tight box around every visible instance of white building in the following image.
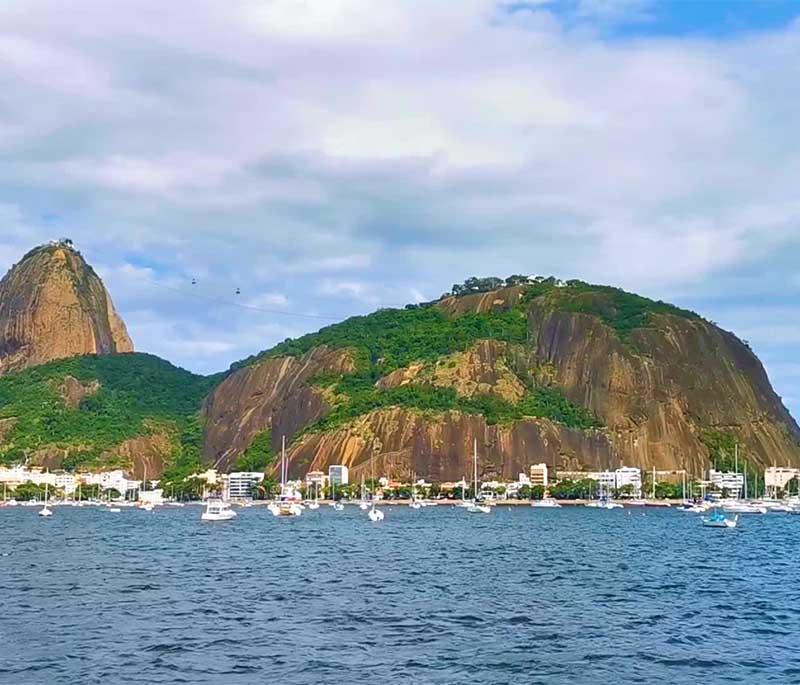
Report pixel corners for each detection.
[328,465,349,486]
[54,472,78,495]
[529,463,548,488]
[82,470,138,495]
[764,467,799,493]
[226,472,263,500]
[709,470,744,498]
[614,467,642,497]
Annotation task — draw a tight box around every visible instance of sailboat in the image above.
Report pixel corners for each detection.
[138,466,153,511]
[306,481,320,510]
[409,475,421,509]
[359,476,370,511]
[466,440,490,514]
[367,452,384,521]
[271,436,302,517]
[38,481,53,517]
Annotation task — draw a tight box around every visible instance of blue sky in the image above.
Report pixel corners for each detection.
[1,0,799,419]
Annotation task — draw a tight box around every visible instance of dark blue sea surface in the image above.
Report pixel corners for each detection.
[1,504,799,684]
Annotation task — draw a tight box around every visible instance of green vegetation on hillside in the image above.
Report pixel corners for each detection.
[234,430,277,471]
[545,282,699,337]
[228,276,700,435]
[234,304,531,372]
[304,372,600,434]
[0,353,215,469]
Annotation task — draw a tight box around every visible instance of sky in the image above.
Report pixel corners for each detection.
[1,0,800,417]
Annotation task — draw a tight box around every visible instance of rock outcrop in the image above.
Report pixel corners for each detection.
[0,241,133,375]
[202,346,357,469]
[205,282,800,479]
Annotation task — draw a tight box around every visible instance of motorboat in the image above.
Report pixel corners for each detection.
[409,501,422,510]
[306,500,320,510]
[333,501,345,511]
[585,498,623,510]
[201,499,237,521]
[368,504,385,522]
[722,501,767,515]
[271,500,303,517]
[531,498,561,508]
[466,502,491,514]
[702,511,738,528]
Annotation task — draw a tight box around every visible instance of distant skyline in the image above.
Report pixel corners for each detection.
[1,1,799,417]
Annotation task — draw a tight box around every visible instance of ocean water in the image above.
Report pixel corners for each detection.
[1,505,799,685]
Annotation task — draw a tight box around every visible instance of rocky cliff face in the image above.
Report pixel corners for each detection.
[204,281,800,479]
[202,346,357,469]
[0,242,133,375]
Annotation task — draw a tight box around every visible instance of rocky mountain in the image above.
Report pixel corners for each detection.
[0,240,133,375]
[203,278,800,482]
[1,245,797,484]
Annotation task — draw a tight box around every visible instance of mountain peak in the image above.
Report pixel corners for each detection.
[0,241,133,375]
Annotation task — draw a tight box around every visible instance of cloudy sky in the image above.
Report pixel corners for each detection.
[1,0,799,415]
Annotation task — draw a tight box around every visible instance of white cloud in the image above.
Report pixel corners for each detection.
[0,0,798,418]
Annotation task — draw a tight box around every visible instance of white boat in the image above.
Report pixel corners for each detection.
[702,511,738,528]
[38,482,53,517]
[201,499,238,521]
[409,501,422,509]
[368,503,385,522]
[722,501,767,514]
[107,507,122,513]
[531,498,561,508]
[677,502,709,513]
[465,440,490,515]
[333,501,345,511]
[306,500,320,510]
[270,436,302,517]
[585,479,623,509]
[585,495,623,509]
[359,501,370,511]
[138,502,154,512]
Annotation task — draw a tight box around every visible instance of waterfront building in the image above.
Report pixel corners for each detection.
[305,470,327,488]
[82,469,137,495]
[614,467,642,497]
[328,464,349,486]
[764,467,799,493]
[529,463,548,488]
[709,470,744,498]
[226,472,263,500]
[54,472,78,495]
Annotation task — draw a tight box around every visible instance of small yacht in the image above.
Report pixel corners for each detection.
[531,498,561,508]
[702,510,738,528]
[270,436,302,517]
[333,501,345,511]
[201,499,237,522]
[722,501,767,515]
